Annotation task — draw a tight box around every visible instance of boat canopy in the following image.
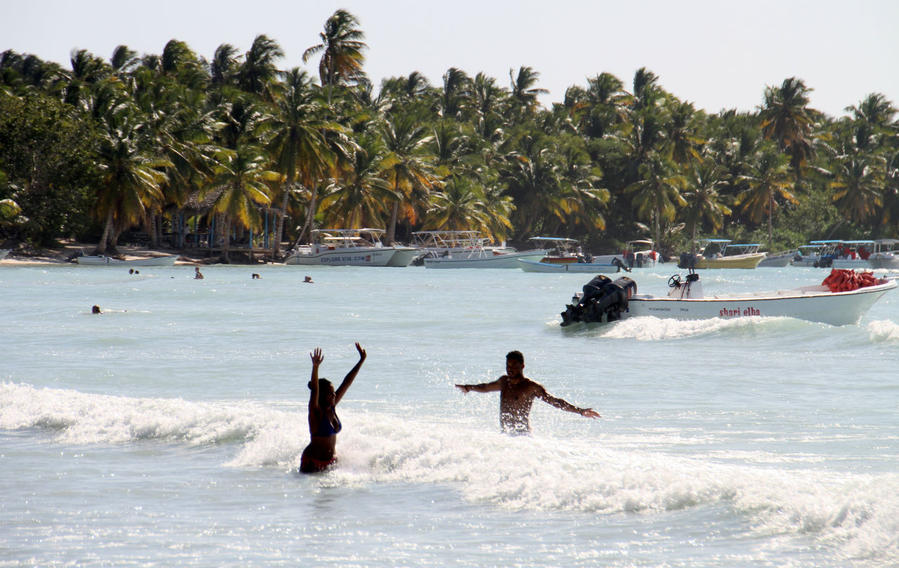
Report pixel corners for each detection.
[528,237,578,243]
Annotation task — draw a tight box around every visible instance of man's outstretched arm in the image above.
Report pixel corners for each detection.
[540,389,601,418]
[456,378,503,393]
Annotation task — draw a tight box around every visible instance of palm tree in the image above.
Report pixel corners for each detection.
[210,44,240,90]
[735,144,795,246]
[379,71,432,104]
[578,72,629,139]
[681,158,731,245]
[440,67,472,120]
[625,154,687,248]
[319,131,395,227]
[238,35,284,102]
[831,155,883,224]
[665,100,703,166]
[64,49,109,108]
[159,40,206,90]
[497,131,607,239]
[93,102,171,254]
[426,175,491,232]
[471,72,504,139]
[844,92,896,151]
[207,144,278,262]
[268,68,334,254]
[759,77,817,183]
[379,112,439,243]
[509,66,547,115]
[205,95,275,259]
[110,45,139,75]
[302,9,367,100]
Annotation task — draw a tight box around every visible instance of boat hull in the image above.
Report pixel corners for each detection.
[869,254,899,269]
[831,258,871,269]
[385,247,419,267]
[424,250,547,269]
[695,252,766,269]
[518,259,625,273]
[75,254,179,266]
[626,280,896,326]
[758,252,794,267]
[284,248,396,266]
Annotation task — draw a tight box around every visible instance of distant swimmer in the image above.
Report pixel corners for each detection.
[194,266,204,279]
[300,342,367,473]
[304,275,313,283]
[91,305,102,314]
[251,273,261,279]
[455,350,600,435]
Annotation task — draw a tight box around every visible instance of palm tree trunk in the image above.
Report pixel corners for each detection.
[767,193,774,248]
[221,214,231,263]
[299,184,318,244]
[149,214,159,248]
[97,210,114,254]
[387,200,400,244]
[653,210,661,253]
[273,178,293,257]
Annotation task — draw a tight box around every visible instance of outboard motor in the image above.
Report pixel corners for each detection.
[560,276,637,325]
[678,252,697,269]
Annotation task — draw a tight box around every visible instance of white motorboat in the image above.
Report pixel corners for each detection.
[385,246,420,267]
[75,253,179,266]
[797,240,873,269]
[758,250,795,267]
[621,239,658,268]
[518,258,628,273]
[527,237,582,263]
[868,238,899,269]
[560,269,896,327]
[590,239,658,268]
[680,240,766,269]
[423,247,548,269]
[410,230,511,265]
[790,242,832,267]
[284,229,397,266]
[827,240,874,269]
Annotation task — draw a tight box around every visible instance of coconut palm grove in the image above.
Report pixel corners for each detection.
[1,9,897,261]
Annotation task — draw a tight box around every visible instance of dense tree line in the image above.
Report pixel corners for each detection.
[1,9,897,260]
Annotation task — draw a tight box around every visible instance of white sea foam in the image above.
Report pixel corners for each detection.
[3,381,896,562]
[596,315,791,341]
[867,319,899,343]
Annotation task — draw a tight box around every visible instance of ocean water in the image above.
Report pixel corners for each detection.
[1,262,898,567]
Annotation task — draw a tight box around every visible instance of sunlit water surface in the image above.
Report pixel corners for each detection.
[2,263,898,567]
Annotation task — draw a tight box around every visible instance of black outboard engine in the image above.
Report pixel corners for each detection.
[678,252,697,269]
[560,275,637,326]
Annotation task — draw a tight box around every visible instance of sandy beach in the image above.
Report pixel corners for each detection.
[0,240,206,266]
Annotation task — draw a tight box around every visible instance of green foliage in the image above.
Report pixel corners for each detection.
[0,90,98,245]
[1,12,897,255]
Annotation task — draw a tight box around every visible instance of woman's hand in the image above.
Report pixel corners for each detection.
[355,342,366,361]
[581,408,601,419]
[310,347,324,367]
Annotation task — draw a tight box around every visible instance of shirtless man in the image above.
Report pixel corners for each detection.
[455,350,600,434]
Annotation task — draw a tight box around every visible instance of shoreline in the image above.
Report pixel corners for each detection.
[0,240,214,266]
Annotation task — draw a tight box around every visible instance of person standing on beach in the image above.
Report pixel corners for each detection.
[300,342,366,473]
[455,350,600,435]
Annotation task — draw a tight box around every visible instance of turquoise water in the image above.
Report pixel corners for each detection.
[2,263,898,567]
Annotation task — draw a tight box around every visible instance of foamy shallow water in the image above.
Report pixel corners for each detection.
[2,263,898,566]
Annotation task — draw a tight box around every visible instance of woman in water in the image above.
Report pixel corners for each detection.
[300,343,366,473]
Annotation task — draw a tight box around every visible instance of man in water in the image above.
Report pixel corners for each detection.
[455,350,600,434]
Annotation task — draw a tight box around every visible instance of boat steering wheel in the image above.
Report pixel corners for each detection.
[668,275,682,287]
